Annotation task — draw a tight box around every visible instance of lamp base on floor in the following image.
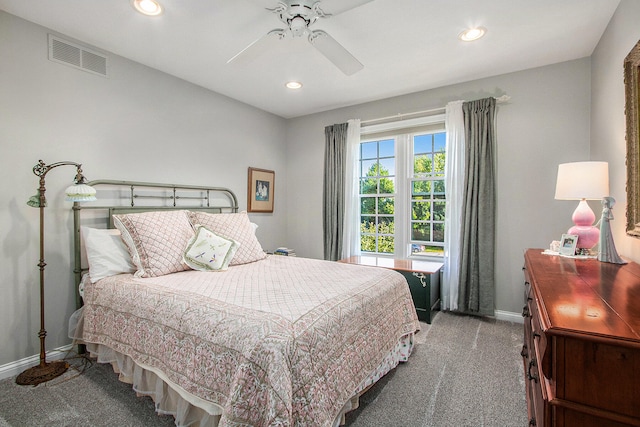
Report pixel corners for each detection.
[15,360,69,386]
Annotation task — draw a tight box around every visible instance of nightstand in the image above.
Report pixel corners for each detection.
[338,256,443,323]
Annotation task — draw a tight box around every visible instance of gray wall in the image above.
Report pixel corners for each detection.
[591,0,640,262]
[285,58,593,316]
[0,11,287,366]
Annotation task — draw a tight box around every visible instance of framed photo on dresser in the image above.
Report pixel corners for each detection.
[559,233,578,256]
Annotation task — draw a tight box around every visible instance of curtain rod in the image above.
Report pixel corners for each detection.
[360,94,510,126]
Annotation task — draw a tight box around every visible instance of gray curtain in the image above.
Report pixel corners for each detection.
[323,123,349,261]
[458,97,496,315]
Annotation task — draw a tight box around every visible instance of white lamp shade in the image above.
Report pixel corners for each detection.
[554,161,609,200]
[65,183,97,202]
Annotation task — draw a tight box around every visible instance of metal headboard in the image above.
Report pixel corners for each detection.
[72,180,239,308]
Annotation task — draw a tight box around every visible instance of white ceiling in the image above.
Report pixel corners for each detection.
[0,0,620,119]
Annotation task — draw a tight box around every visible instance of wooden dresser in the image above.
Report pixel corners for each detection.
[522,249,640,427]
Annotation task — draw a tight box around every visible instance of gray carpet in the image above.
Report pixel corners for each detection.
[0,312,527,426]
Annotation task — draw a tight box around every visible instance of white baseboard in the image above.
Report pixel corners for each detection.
[494,310,524,324]
[0,345,73,381]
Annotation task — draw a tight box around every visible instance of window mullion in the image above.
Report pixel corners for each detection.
[395,134,408,258]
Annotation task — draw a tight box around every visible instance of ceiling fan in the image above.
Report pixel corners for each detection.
[228,0,373,76]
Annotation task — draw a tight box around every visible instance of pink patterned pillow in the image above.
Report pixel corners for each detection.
[113,210,195,277]
[187,211,266,265]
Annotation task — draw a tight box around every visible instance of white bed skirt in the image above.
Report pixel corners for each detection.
[71,308,415,426]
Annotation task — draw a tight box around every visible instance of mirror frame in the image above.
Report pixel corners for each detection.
[625,40,640,237]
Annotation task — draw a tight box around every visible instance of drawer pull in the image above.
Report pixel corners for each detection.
[528,359,538,383]
[520,344,528,358]
[533,332,541,339]
[412,272,427,287]
[529,418,536,426]
[522,305,530,317]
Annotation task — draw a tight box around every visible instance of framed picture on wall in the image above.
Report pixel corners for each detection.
[559,233,578,256]
[248,167,275,213]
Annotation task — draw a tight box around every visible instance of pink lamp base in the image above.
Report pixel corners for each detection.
[568,199,599,250]
[568,225,600,250]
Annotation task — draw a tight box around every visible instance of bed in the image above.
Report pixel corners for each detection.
[70,180,420,427]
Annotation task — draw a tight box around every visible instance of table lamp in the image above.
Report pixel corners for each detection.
[554,161,609,255]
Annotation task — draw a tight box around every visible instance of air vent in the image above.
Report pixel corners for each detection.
[48,34,108,77]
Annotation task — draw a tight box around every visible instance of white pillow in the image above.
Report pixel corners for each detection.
[82,227,136,283]
[183,225,239,271]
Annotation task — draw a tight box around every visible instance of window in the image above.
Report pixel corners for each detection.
[410,133,446,256]
[359,139,395,254]
[358,128,446,258]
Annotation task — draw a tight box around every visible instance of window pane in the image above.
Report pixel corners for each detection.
[414,154,432,176]
[360,215,375,229]
[361,159,376,177]
[379,177,395,194]
[433,201,445,221]
[412,223,430,241]
[412,180,431,196]
[433,223,445,242]
[414,134,431,154]
[360,178,377,194]
[378,235,394,253]
[433,179,445,196]
[361,142,377,160]
[361,198,376,214]
[379,157,395,176]
[378,197,395,215]
[379,139,395,157]
[412,244,444,257]
[434,133,446,152]
[433,152,446,175]
[361,234,375,252]
[378,216,394,234]
[412,201,431,220]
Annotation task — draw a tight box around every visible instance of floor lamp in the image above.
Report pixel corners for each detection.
[16,160,96,386]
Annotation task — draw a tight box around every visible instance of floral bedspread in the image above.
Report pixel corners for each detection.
[80,255,420,426]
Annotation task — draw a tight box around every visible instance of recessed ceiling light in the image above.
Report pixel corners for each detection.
[285,81,303,90]
[459,27,486,42]
[132,0,163,16]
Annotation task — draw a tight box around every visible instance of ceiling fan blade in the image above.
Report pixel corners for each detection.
[320,0,374,16]
[227,29,286,64]
[309,30,363,75]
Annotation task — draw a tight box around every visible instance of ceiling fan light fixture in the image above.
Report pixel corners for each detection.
[289,16,309,37]
[459,27,486,42]
[132,0,163,16]
[285,81,303,89]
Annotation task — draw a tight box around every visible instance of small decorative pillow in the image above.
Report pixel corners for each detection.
[187,211,267,265]
[82,227,136,283]
[113,210,194,278]
[183,226,239,271]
